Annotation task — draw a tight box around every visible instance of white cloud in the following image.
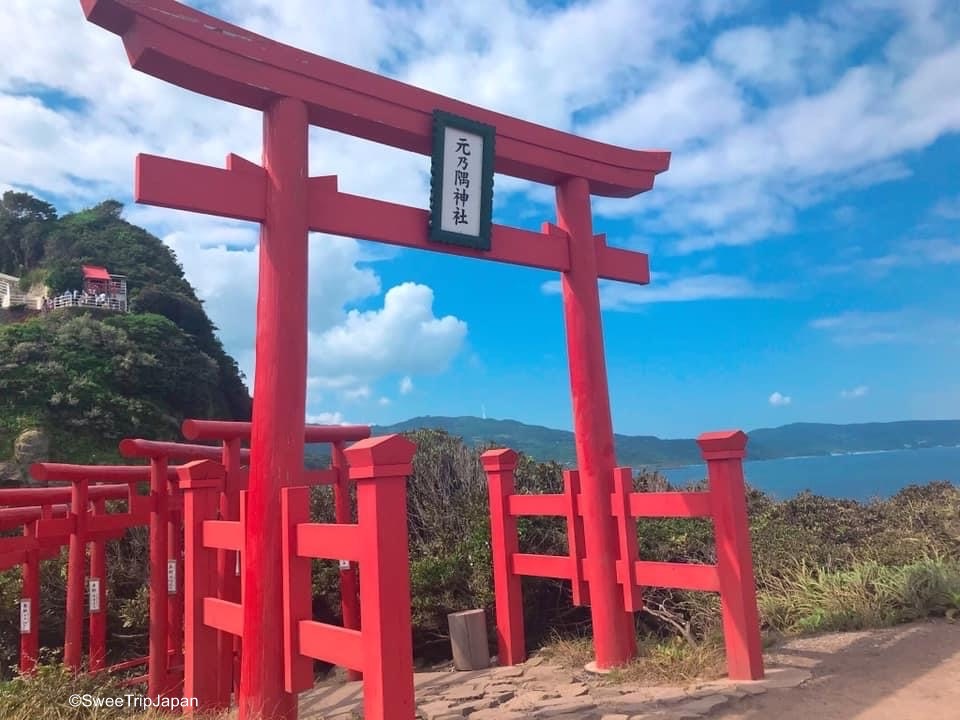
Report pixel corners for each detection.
[5,0,957,263]
[932,193,960,219]
[769,392,792,407]
[344,386,372,401]
[811,309,960,346]
[586,4,960,254]
[306,412,347,425]
[710,18,851,95]
[3,0,960,419]
[399,376,414,395]
[841,385,870,399]
[308,283,467,388]
[542,273,775,309]
[819,237,960,278]
[378,397,391,406]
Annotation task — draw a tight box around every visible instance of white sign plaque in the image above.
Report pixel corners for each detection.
[339,559,351,571]
[167,560,177,594]
[429,110,495,251]
[20,599,31,634]
[88,578,101,613]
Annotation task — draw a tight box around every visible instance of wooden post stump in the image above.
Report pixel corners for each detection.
[448,609,489,671]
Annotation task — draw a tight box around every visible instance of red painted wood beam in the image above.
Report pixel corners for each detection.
[297,622,363,670]
[87,512,147,534]
[296,523,362,561]
[136,153,650,285]
[633,561,721,592]
[29,463,177,483]
[203,520,243,552]
[507,494,567,517]
[511,553,574,580]
[627,491,713,518]
[135,154,265,222]
[0,505,68,531]
[81,0,670,198]
[303,469,337,486]
[0,484,129,508]
[119,437,252,463]
[181,418,370,444]
[204,597,243,638]
[0,550,28,571]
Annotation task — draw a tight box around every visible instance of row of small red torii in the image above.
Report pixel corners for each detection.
[69,1,765,718]
[0,420,369,692]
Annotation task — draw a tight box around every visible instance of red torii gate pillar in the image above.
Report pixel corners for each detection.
[81,1,670,715]
[234,97,310,720]
[556,177,637,663]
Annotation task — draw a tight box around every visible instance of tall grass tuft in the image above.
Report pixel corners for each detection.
[759,556,960,634]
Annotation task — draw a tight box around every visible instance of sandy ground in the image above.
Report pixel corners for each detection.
[713,620,960,720]
[299,619,960,719]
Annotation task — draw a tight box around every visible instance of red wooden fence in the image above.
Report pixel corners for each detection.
[482,430,764,680]
[177,433,416,720]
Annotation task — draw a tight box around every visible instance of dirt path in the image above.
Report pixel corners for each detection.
[714,620,960,720]
[301,619,960,719]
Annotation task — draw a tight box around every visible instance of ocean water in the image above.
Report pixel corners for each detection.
[659,445,960,501]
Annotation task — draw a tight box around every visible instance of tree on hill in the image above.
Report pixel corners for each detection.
[0,191,57,277]
[0,192,251,465]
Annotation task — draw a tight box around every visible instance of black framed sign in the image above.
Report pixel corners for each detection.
[428,109,495,251]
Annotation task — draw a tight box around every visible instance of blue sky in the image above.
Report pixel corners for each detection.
[1,0,959,437]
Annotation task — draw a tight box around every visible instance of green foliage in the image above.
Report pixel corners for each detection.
[0,312,233,457]
[0,193,251,460]
[131,285,214,340]
[0,191,57,277]
[41,200,187,300]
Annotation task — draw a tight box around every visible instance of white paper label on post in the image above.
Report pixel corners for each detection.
[167,560,177,594]
[20,599,31,634]
[88,578,101,613]
[339,560,351,571]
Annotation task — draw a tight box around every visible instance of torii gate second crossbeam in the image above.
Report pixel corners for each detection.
[81,1,671,718]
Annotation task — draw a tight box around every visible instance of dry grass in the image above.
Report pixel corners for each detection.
[539,630,726,685]
[0,664,235,720]
[607,637,726,685]
[538,631,596,668]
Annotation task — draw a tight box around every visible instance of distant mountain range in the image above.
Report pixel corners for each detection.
[363,416,960,467]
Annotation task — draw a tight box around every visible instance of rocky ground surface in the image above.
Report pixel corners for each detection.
[300,619,959,720]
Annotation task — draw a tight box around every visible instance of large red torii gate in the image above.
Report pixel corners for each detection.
[81,1,670,717]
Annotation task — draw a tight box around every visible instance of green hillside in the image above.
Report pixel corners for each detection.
[0,191,250,472]
[371,416,960,467]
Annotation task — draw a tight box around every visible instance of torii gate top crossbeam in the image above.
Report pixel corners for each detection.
[81,0,670,199]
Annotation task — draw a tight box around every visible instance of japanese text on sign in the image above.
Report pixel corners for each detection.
[438,126,483,237]
[88,578,101,613]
